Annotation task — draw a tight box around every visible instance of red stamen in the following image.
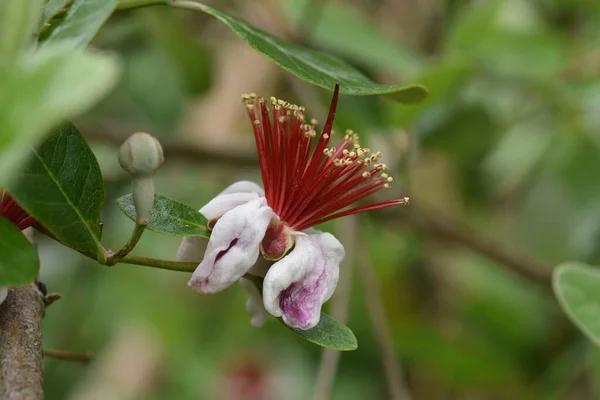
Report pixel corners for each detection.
[242,83,408,231]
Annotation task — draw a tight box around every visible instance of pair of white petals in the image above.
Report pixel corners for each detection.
[176,181,345,330]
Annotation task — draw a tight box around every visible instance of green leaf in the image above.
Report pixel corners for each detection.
[41,0,71,25]
[553,262,600,346]
[282,0,426,76]
[171,1,427,102]
[116,194,210,237]
[41,0,117,49]
[0,0,44,60]
[0,45,120,185]
[0,218,40,287]
[8,123,106,259]
[283,312,358,351]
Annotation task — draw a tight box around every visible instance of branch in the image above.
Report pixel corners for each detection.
[399,204,553,289]
[0,284,45,400]
[77,120,257,168]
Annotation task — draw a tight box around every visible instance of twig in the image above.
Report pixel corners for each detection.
[44,348,93,362]
[400,203,553,289]
[355,233,413,400]
[77,120,257,168]
[105,224,146,266]
[313,216,356,400]
[0,284,45,400]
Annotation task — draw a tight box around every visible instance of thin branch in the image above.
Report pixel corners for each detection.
[313,216,356,400]
[0,284,45,400]
[118,255,197,272]
[398,203,553,289]
[44,348,93,363]
[77,120,257,168]
[355,232,413,400]
[105,224,146,266]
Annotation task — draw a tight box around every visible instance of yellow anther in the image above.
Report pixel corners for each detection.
[322,148,329,155]
[349,151,356,158]
[387,177,393,182]
[381,173,388,179]
[345,159,353,165]
[311,119,318,125]
[354,143,361,149]
[403,196,410,204]
[253,120,260,125]
[362,172,370,178]
[278,116,286,123]
[343,149,349,155]
[323,134,329,139]
[383,183,390,189]
[246,104,254,110]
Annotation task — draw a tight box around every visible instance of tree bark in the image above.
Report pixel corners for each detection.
[0,284,45,400]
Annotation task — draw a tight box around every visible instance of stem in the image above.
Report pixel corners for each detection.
[43,348,93,362]
[105,223,146,266]
[116,0,168,10]
[0,284,45,400]
[119,255,197,272]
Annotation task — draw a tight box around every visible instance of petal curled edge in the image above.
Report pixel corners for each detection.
[0,287,6,306]
[200,180,264,220]
[188,197,273,294]
[262,231,345,330]
[239,278,269,327]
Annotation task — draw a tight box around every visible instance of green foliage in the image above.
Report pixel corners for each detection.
[0,45,120,185]
[0,0,44,60]
[41,0,72,26]
[41,0,117,49]
[554,263,600,346]
[284,312,358,351]
[0,218,39,287]
[116,193,210,237]
[8,123,106,259]
[173,1,427,102]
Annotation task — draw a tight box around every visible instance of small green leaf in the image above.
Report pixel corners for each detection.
[0,218,40,287]
[283,312,358,351]
[553,262,600,346]
[116,194,210,237]
[8,123,106,259]
[41,0,117,49]
[0,45,120,185]
[172,1,427,102]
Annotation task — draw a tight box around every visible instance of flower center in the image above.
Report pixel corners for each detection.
[260,219,294,261]
[242,84,408,232]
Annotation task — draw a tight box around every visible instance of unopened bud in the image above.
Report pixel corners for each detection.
[118,133,164,225]
[118,132,164,177]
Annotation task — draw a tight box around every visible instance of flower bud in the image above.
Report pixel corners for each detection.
[118,133,164,225]
[118,132,164,177]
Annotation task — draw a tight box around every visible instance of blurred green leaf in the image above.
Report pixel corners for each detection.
[41,0,117,49]
[0,45,120,185]
[172,1,427,102]
[41,0,71,25]
[9,123,105,259]
[554,262,600,346]
[284,312,358,351]
[0,0,44,60]
[117,193,210,237]
[282,0,426,76]
[0,218,39,287]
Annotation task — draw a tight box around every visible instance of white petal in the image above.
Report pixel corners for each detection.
[0,287,7,306]
[262,231,345,329]
[199,180,264,221]
[188,197,274,294]
[219,180,264,196]
[239,278,269,327]
[176,237,206,262]
[200,192,261,221]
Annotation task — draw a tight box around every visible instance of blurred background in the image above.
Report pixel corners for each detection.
[38,0,600,398]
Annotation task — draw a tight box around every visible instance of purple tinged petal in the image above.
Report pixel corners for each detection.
[262,231,345,330]
[188,197,273,294]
